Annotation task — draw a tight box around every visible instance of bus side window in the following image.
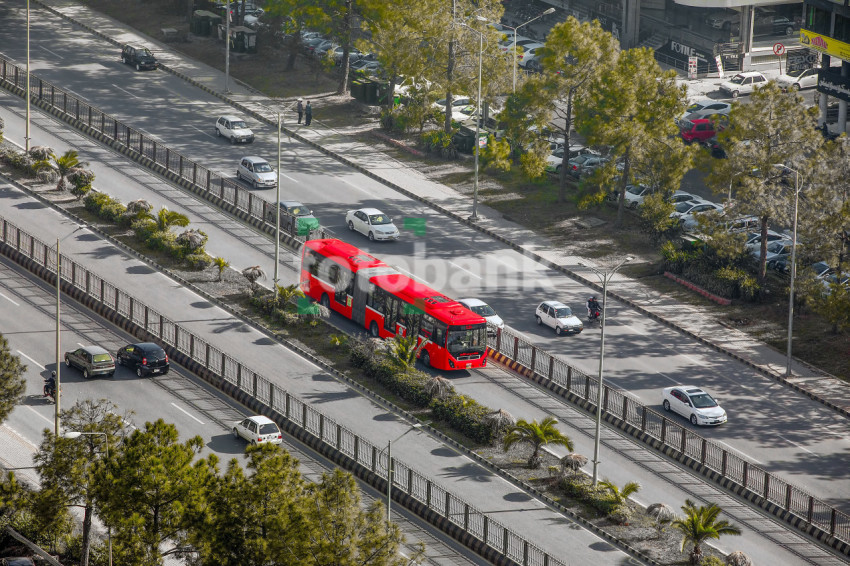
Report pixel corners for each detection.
[385,295,400,332]
[307,251,322,277]
[419,314,435,339]
[433,322,447,347]
[328,264,340,284]
[368,285,385,314]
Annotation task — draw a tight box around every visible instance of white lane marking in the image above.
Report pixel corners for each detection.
[777,435,817,456]
[0,292,19,306]
[171,402,205,424]
[40,46,62,59]
[77,342,86,348]
[190,125,215,139]
[715,440,762,464]
[26,406,55,426]
[17,351,45,370]
[448,261,482,280]
[280,172,298,183]
[338,176,368,194]
[655,371,679,385]
[111,84,139,99]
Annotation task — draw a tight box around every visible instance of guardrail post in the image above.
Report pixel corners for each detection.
[353,436,359,462]
[85,271,90,296]
[159,314,164,340]
[585,375,590,399]
[483,516,488,544]
[807,497,814,523]
[13,67,17,86]
[566,366,571,391]
[302,403,308,430]
[101,112,105,133]
[88,105,92,125]
[603,387,609,412]
[50,85,54,106]
[38,78,43,99]
[236,364,242,390]
[248,193,254,215]
[128,296,134,323]
[192,163,197,185]
[701,438,707,465]
[285,391,290,419]
[407,469,412,495]
[179,155,184,178]
[622,397,628,421]
[548,357,554,379]
[426,480,432,508]
[742,461,748,487]
[661,419,667,444]
[206,170,211,190]
[144,306,149,333]
[641,407,647,431]
[764,474,770,499]
[252,372,258,398]
[445,492,451,521]
[680,427,687,453]
[523,541,529,564]
[495,328,501,352]
[100,279,105,306]
[269,385,275,411]
[371,445,377,471]
[530,347,536,374]
[785,485,792,510]
[125,127,130,147]
[512,337,518,360]
[63,92,67,114]
[75,99,80,120]
[219,178,225,199]
[173,326,179,350]
[721,451,727,477]
[113,120,118,141]
[189,334,195,360]
[463,504,469,531]
[502,527,509,555]
[831,509,837,535]
[221,352,225,377]
[15,227,20,251]
[205,343,210,368]
[139,134,144,155]
[336,424,342,448]
[165,148,170,171]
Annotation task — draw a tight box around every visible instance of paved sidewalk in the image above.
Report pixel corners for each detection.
[34,0,850,418]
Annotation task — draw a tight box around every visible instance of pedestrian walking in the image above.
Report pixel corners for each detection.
[296,98,304,124]
[305,101,313,126]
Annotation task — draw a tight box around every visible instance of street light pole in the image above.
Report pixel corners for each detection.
[224,0,231,93]
[274,110,281,291]
[55,238,61,437]
[26,0,31,152]
[785,167,801,377]
[63,431,111,566]
[461,17,487,222]
[502,8,555,93]
[580,256,632,486]
[384,422,425,523]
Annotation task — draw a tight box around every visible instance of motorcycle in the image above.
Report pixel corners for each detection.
[43,372,57,403]
[587,302,602,326]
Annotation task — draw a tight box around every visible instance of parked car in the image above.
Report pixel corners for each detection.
[458,298,504,335]
[719,71,768,98]
[331,46,363,65]
[120,44,158,71]
[116,342,170,377]
[745,230,788,255]
[623,184,652,209]
[232,415,283,445]
[517,43,546,67]
[1,559,36,566]
[679,118,723,144]
[351,60,382,77]
[678,99,732,124]
[670,190,698,204]
[301,36,327,55]
[267,201,320,235]
[64,345,115,379]
[215,115,254,144]
[311,40,338,59]
[670,200,724,231]
[545,145,596,173]
[535,301,583,335]
[499,35,532,51]
[433,96,474,122]
[567,154,608,178]
[345,208,400,241]
[775,68,819,91]
[764,239,794,269]
[236,156,277,189]
[662,386,727,426]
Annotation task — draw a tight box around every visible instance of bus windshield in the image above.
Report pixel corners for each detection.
[446,325,487,356]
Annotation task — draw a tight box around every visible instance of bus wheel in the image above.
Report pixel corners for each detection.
[421,351,431,367]
[369,322,379,337]
[320,294,330,308]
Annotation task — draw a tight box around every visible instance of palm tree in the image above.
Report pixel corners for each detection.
[560,453,588,478]
[598,478,641,505]
[212,257,230,282]
[275,283,305,307]
[647,502,676,539]
[52,150,85,191]
[424,376,454,400]
[148,207,190,232]
[385,334,422,370]
[484,408,516,439]
[502,416,574,469]
[241,265,266,295]
[672,499,742,566]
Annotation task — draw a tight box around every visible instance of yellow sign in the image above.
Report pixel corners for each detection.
[800,29,850,62]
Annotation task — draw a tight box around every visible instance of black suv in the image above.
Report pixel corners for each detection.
[117,342,170,377]
[121,44,158,71]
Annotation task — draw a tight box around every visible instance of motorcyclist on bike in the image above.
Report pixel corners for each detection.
[44,371,56,398]
[587,297,601,321]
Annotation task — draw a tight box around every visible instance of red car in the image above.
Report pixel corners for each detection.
[679,118,720,144]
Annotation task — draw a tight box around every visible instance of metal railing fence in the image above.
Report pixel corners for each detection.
[491,326,850,546]
[0,214,566,566]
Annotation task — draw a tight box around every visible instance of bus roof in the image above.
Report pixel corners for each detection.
[304,239,386,271]
[370,273,484,326]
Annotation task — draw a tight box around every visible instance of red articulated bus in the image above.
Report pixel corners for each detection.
[300,239,488,371]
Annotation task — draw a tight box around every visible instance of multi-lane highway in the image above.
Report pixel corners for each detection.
[1,2,849,564]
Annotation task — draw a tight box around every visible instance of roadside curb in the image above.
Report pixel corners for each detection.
[485,347,850,559]
[24,0,850,426]
[0,168,662,566]
[664,272,732,305]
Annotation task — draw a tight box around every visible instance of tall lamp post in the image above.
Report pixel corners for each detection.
[224,0,231,93]
[63,431,111,566]
[774,164,802,377]
[26,0,31,151]
[384,422,425,523]
[461,17,487,222]
[579,256,633,486]
[499,8,555,92]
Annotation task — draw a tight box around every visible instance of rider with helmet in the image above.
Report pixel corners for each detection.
[44,371,56,398]
[587,296,601,320]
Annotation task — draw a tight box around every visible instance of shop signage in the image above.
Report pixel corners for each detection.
[657,40,718,73]
[818,68,850,102]
[800,29,850,61]
[786,48,819,72]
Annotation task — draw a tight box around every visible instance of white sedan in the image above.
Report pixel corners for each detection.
[232,415,283,445]
[458,298,504,334]
[345,208,400,241]
[535,301,583,335]
[775,68,819,92]
[662,386,727,426]
[670,200,724,231]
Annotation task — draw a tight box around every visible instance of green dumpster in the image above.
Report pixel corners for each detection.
[364,80,378,105]
[351,80,366,103]
[375,81,390,105]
